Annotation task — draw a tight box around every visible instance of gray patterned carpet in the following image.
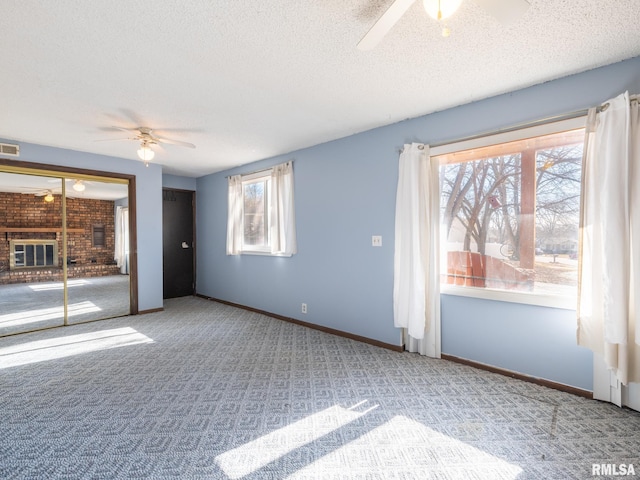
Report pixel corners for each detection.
[1,296,639,479]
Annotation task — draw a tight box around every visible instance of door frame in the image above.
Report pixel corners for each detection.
[162,187,196,298]
[0,158,138,316]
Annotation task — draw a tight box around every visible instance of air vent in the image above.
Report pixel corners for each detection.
[0,143,19,156]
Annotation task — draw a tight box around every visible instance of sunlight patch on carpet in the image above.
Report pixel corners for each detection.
[291,415,524,479]
[28,279,91,291]
[0,301,102,328]
[216,401,378,479]
[0,326,153,369]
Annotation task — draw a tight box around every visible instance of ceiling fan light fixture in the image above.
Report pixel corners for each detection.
[72,180,85,192]
[423,0,462,21]
[137,143,155,165]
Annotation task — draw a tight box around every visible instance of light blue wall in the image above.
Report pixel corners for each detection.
[0,141,163,312]
[196,56,640,391]
[162,173,196,191]
[196,136,399,345]
[441,295,593,389]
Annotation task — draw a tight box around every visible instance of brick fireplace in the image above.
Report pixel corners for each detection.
[0,192,121,284]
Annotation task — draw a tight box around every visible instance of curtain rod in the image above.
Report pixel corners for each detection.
[226,167,272,179]
[225,160,294,179]
[429,108,590,150]
[400,110,590,153]
[401,95,638,153]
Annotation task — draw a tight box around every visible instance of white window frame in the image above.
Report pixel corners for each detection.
[227,161,296,257]
[240,170,272,255]
[433,116,587,310]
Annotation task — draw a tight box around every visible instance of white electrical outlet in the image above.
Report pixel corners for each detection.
[372,235,382,247]
[302,303,307,314]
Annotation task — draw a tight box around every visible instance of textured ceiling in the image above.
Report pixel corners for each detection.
[1,0,639,177]
[0,172,128,200]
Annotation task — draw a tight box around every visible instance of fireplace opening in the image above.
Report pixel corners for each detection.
[10,240,58,269]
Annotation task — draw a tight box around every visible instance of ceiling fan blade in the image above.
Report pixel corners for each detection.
[93,137,136,142]
[357,0,417,51]
[155,137,196,149]
[111,126,140,133]
[474,0,529,24]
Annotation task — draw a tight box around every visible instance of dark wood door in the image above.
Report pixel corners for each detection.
[162,189,195,299]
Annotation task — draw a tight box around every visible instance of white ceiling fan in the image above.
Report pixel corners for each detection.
[357,0,530,50]
[19,188,58,202]
[21,183,86,199]
[100,126,196,166]
[47,178,93,193]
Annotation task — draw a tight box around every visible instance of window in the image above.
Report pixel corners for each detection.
[227,161,297,256]
[434,118,585,306]
[242,174,271,251]
[10,240,58,269]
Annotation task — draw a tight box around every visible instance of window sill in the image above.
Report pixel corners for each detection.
[440,284,577,310]
[239,250,292,258]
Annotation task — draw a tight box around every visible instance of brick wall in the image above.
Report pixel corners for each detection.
[0,192,117,280]
[2,264,121,284]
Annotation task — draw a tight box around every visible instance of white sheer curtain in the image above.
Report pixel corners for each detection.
[393,143,440,357]
[226,174,243,255]
[114,206,129,274]
[270,161,297,256]
[578,91,640,386]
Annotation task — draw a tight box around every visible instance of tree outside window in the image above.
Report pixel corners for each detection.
[437,128,584,295]
[243,179,269,249]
